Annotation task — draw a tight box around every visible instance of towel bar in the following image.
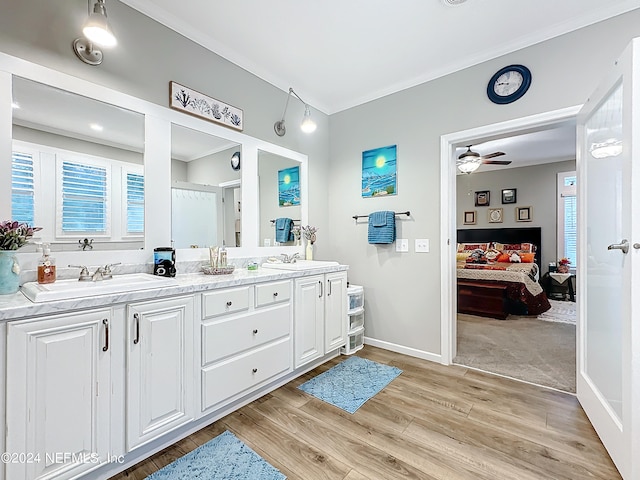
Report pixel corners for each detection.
[352,211,410,221]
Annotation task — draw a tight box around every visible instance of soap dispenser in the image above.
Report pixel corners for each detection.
[219,245,228,267]
[37,243,56,284]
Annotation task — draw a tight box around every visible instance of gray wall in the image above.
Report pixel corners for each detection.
[328,11,640,355]
[456,160,576,272]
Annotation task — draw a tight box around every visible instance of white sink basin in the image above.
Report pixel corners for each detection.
[261,260,339,271]
[21,273,177,303]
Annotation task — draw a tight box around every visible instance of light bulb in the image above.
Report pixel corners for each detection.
[300,106,317,133]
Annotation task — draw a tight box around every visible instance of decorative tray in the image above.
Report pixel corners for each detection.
[201,265,235,275]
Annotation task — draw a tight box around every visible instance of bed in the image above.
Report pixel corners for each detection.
[456,227,551,319]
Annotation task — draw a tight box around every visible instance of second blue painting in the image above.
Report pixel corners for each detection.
[278,166,300,206]
[362,144,397,198]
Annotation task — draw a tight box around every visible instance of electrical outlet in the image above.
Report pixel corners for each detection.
[396,238,409,252]
[415,239,430,253]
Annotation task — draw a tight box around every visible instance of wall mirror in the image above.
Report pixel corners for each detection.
[11,76,145,251]
[171,123,241,249]
[258,150,302,248]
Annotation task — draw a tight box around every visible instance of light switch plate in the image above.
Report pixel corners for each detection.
[396,238,409,252]
[415,239,430,253]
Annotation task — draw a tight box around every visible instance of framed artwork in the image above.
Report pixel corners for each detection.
[463,211,477,225]
[362,144,397,197]
[170,81,243,131]
[474,190,490,207]
[501,188,517,204]
[488,208,503,223]
[516,206,533,222]
[278,166,300,206]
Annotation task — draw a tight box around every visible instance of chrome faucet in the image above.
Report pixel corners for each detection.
[68,263,121,281]
[281,253,300,264]
[91,266,106,282]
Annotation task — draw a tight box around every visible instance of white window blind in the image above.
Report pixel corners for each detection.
[557,171,577,267]
[60,160,108,233]
[126,172,144,234]
[563,195,577,266]
[11,151,35,225]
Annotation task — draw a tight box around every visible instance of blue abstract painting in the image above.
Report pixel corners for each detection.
[362,144,397,198]
[278,166,300,206]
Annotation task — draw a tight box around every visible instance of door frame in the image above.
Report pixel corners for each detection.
[439,105,581,364]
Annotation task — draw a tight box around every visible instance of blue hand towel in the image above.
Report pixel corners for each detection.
[275,218,294,243]
[368,211,396,244]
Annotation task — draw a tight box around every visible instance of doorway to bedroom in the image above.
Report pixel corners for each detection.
[440,107,579,393]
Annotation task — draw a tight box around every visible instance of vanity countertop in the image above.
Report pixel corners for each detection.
[0,264,348,322]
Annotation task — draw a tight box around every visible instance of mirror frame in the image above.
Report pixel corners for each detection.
[0,52,308,267]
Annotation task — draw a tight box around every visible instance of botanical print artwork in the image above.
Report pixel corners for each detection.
[170,81,243,131]
[278,166,300,206]
[362,145,397,198]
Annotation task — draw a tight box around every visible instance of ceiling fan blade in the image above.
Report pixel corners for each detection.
[482,160,512,165]
[480,151,505,159]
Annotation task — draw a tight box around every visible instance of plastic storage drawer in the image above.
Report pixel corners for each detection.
[348,308,365,333]
[341,326,364,355]
[347,285,364,312]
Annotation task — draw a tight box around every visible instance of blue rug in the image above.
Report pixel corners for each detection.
[298,356,402,413]
[146,430,285,480]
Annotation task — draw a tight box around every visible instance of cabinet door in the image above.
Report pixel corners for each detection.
[6,309,111,480]
[294,275,324,368]
[325,271,348,353]
[127,296,194,452]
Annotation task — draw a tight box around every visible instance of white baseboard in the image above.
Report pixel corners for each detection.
[363,336,443,364]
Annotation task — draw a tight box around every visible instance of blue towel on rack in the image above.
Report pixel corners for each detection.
[368,211,396,244]
[275,218,294,243]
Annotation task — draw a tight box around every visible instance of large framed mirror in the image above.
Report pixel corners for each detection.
[11,76,145,251]
[171,124,241,249]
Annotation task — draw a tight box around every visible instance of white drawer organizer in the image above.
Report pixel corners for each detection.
[342,284,365,355]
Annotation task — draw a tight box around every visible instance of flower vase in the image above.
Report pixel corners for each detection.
[557,264,569,274]
[0,250,20,295]
[306,242,314,260]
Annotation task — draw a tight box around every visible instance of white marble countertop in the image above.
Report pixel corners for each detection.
[0,264,348,322]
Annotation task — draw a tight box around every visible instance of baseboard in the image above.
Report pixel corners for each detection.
[363,336,442,364]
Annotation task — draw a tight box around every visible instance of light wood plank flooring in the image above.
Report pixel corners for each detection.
[110,345,620,480]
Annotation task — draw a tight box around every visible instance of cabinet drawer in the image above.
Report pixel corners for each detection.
[202,286,251,319]
[202,303,291,365]
[255,280,291,308]
[201,339,291,411]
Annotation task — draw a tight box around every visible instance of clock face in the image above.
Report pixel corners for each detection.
[487,65,531,104]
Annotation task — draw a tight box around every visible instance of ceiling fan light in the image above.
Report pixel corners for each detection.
[590,138,622,159]
[457,158,481,174]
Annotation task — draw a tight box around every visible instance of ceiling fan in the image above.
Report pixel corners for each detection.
[457,145,511,173]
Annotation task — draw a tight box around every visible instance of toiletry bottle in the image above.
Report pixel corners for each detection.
[37,243,56,284]
[219,245,227,267]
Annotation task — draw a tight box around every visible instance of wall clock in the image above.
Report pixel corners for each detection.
[230,151,241,171]
[487,64,531,104]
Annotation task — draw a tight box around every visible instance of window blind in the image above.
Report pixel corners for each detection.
[11,151,35,225]
[126,172,144,234]
[61,160,107,233]
[564,195,577,266]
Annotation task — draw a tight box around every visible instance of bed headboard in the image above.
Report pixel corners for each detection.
[457,227,542,272]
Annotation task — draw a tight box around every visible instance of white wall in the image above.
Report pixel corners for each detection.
[456,160,576,271]
[328,11,640,356]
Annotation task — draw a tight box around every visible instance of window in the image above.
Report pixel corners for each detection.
[557,171,577,267]
[11,150,36,225]
[126,171,144,235]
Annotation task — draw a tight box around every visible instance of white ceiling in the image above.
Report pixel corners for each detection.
[121,0,639,114]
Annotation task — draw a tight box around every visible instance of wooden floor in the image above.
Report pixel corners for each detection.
[110,345,620,480]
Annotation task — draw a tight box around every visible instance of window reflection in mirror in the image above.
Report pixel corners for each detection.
[171,124,241,248]
[11,76,145,251]
[258,150,301,247]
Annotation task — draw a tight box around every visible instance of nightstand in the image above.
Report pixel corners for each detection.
[542,272,575,302]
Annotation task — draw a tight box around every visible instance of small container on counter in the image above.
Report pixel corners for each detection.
[37,244,56,284]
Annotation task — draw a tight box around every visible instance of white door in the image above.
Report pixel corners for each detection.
[126,296,194,452]
[324,271,347,353]
[6,309,111,480]
[576,37,640,479]
[294,275,324,368]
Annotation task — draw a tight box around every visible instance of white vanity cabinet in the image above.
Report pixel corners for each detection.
[126,296,195,452]
[5,309,112,480]
[294,271,348,368]
[200,281,292,413]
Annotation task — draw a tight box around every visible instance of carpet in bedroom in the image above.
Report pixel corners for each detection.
[454,311,576,393]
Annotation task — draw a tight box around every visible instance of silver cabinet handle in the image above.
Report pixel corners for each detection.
[607,239,629,254]
[133,313,140,344]
[328,279,332,296]
[102,318,109,352]
[318,280,323,298]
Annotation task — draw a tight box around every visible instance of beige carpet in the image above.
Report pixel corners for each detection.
[454,311,576,393]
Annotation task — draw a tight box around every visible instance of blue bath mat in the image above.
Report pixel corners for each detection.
[298,356,402,413]
[146,430,285,480]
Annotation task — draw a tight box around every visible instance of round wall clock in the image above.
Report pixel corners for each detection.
[487,64,532,104]
[230,151,241,171]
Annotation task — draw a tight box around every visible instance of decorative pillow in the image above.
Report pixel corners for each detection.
[457,242,489,253]
[509,252,522,263]
[519,253,536,263]
[456,252,471,261]
[496,253,511,263]
[494,242,535,253]
[484,248,501,261]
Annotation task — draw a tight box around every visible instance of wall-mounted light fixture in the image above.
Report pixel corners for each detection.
[274,87,317,136]
[73,0,117,66]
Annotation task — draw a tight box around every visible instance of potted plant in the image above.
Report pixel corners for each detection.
[0,221,41,295]
[557,257,571,274]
